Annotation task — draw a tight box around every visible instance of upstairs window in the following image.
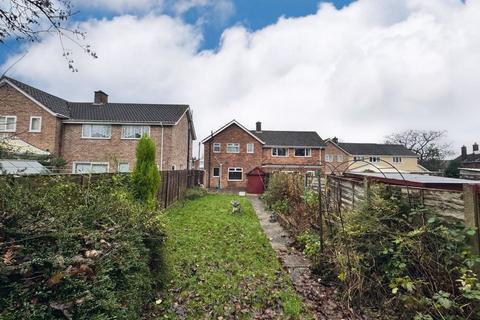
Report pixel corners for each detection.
[272,148,288,157]
[369,156,381,163]
[247,143,254,154]
[353,156,364,161]
[294,148,311,157]
[74,162,109,174]
[0,116,16,132]
[29,116,42,132]
[393,156,402,163]
[325,154,333,162]
[82,124,111,139]
[226,143,240,153]
[121,125,150,139]
[213,143,221,153]
[336,154,344,162]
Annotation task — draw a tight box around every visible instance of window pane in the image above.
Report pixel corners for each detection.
[92,164,108,173]
[228,171,242,180]
[226,143,240,153]
[213,143,221,152]
[75,163,91,173]
[82,125,91,137]
[122,126,149,139]
[91,125,110,138]
[247,143,254,153]
[118,163,129,172]
[295,148,305,156]
[6,117,15,131]
[213,167,220,177]
[31,118,41,131]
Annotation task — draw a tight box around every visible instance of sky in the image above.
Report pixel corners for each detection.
[1,0,478,157]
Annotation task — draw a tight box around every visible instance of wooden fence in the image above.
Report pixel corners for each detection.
[158,170,204,208]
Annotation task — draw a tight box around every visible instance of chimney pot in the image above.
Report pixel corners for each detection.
[461,145,467,158]
[256,121,262,132]
[332,137,339,144]
[94,90,108,104]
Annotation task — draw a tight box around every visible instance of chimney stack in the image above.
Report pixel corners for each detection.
[473,142,479,154]
[332,137,339,144]
[461,145,467,158]
[94,90,108,104]
[256,121,262,133]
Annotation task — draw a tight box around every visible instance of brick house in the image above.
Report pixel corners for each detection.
[323,138,426,174]
[202,120,325,191]
[0,76,196,173]
[455,144,480,180]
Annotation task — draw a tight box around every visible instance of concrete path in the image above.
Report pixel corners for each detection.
[248,195,360,320]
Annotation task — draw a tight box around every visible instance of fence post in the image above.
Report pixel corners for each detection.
[464,184,480,255]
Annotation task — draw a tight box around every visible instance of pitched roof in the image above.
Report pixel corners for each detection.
[251,130,325,147]
[67,103,188,124]
[336,142,417,156]
[201,120,265,144]
[0,76,190,125]
[455,153,480,163]
[3,76,70,116]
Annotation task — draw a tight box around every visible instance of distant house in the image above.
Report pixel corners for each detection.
[324,138,427,174]
[202,120,325,192]
[0,76,196,173]
[455,143,480,180]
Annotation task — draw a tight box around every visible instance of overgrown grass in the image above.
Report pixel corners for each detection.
[154,194,311,319]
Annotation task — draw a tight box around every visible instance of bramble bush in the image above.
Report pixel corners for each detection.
[0,175,165,320]
[297,185,480,319]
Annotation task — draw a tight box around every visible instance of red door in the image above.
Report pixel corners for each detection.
[247,167,266,194]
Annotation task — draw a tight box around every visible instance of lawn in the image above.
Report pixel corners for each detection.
[154,194,312,319]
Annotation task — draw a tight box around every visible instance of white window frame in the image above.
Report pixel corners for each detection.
[81,124,112,139]
[73,162,110,174]
[118,162,130,173]
[336,154,344,162]
[353,156,365,161]
[0,115,17,132]
[213,167,220,177]
[369,156,381,163]
[121,125,150,140]
[247,143,254,154]
[294,148,311,157]
[272,148,289,157]
[325,154,333,162]
[29,116,42,132]
[213,143,221,153]
[393,156,402,163]
[228,167,243,181]
[226,143,240,154]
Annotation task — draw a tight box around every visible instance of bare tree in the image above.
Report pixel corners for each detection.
[385,130,453,171]
[0,0,96,71]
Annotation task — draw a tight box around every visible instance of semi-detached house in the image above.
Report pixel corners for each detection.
[0,76,196,173]
[202,120,325,192]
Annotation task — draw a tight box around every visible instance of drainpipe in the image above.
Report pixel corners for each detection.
[207,131,213,188]
[160,123,164,171]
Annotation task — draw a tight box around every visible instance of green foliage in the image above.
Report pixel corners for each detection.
[263,172,305,214]
[132,136,161,208]
[0,175,165,320]
[154,195,312,319]
[184,187,207,200]
[445,159,461,178]
[317,185,480,319]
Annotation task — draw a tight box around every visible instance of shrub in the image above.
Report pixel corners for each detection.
[132,136,161,208]
[0,175,165,320]
[263,172,305,214]
[316,185,480,319]
[185,187,207,200]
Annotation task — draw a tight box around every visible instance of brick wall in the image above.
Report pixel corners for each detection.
[0,83,62,154]
[165,112,191,170]
[61,123,183,173]
[261,147,322,173]
[323,141,350,174]
[204,124,262,189]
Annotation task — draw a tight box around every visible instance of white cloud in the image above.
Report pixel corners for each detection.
[73,0,165,13]
[3,0,480,156]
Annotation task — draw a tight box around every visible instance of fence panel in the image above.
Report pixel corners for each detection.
[157,170,204,209]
